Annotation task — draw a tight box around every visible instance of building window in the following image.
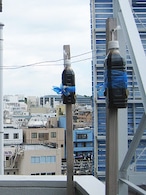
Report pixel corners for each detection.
[76,134,87,139]
[31,156,56,164]
[50,97,54,107]
[4,134,9,139]
[46,156,56,163]
[74,143,77,147]
[51,132,56,138]
[13,133,19,139]
[31,172,55,176]
[47,172,55,175]
[40,156,46,163]
[31,133,37,138]
[31,156,40,163]
[82,142,86,147]
[38,133,49,140]
[41,173,46,175]
[6,156,9,160]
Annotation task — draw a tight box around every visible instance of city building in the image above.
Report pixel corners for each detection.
[4,144,61,175]
[73,105,92,129]
[91,0,146,185]
[73,128,93,159]
[23,127,65,159]
[40,95,92,108]
[61,128,93,176]
[58,104,92,130]
[11,113,30,128]
[3,95,27,115]
[18,145,61,175]
[4,126,23,145]
[27,108,57,129]
[3,125,63,175]
[26,96,40,108]
[3,94,30,128]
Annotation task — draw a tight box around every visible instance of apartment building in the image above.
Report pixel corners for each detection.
[73,106,92,129]
[18,145,61,175]
[4,127,23,145]
[40,95,92,108]
[4,144,61,175]
[3,95,27,115]
[73,128,93,158]
[23,127,65,159]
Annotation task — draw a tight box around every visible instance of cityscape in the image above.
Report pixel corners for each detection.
[3,94,93,176]
[0,0,146,195]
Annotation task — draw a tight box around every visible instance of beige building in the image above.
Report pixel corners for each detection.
[4,145,61,175]
[73,110,92,129]
[56,104,66,119]
[23,127,65,159]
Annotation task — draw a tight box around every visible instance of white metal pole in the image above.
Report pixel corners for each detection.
[0,23,4,175]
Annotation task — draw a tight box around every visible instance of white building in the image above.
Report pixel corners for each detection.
[3,95,28,117]
[4,127,23,145]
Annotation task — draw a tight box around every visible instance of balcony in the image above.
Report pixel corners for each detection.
[0,175,105,195]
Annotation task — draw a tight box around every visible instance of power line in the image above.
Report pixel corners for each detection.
[2,50,93,70]
[3,58,64,70]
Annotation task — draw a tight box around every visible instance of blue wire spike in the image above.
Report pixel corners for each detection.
[53,85,75,96]
[52,86,62,94]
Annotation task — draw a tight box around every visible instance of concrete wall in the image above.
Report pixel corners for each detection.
[0,175,105,195]
[18,145,61,175]
[4,128,23,145]
[23,127,65,158]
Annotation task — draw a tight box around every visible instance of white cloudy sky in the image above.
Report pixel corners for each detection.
[0,0,92,97]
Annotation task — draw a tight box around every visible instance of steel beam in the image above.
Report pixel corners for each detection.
[120,113,146,172]
[117,0,146,113]
[120,179,146,195]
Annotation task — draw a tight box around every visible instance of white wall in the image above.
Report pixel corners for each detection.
[4,128,23,145]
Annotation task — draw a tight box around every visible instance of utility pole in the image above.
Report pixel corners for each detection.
[105,18,118,195]
[105,18,128,195]
[62,45,75,195]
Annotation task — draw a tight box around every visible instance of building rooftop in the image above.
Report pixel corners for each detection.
[0,175,105,195]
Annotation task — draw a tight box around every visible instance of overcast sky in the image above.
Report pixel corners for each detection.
[0,0,92,97]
